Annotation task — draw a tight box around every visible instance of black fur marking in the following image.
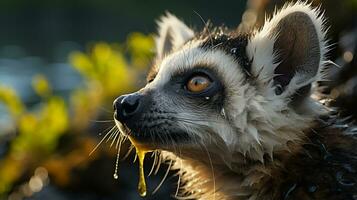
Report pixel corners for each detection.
[199,27,252,78]
[276,121,357,200]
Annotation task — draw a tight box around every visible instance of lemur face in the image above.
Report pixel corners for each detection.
[113,42,237,151]
[113,33,253,153]
[114,4,328,161]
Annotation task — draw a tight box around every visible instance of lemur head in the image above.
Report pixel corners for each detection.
[113,3,329,164]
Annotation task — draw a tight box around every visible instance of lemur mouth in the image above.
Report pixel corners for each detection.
[114,119,191,149]
[114,120,154,149]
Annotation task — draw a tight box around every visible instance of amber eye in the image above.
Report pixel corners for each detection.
[186,75,212,93]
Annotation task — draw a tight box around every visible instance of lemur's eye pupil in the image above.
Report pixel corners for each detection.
[186,76,211,93]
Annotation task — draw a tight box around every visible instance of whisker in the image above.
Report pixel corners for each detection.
[133,150,138,163]
[173,116,223,124]
[99,106,114,114]
[116,134,124,149]
[152,159,173,194]
[148,151,159,176]
[201,143,216,200]
[175,148,183,197]
[97,125,114,136]
[154,154,163,175]
[193,10,213,46]
[89,126,116,156]
[110,130,119,148]
[167,129,179,156]
[122,144,135,161]
[107,127,119,143]
[175,194,199,200]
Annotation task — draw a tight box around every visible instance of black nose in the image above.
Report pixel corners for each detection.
[113,93,143,121]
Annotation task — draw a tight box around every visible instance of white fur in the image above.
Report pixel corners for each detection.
[247,1,329,99]
[155,13,195,60]
[147,2,331,200]
[237,1,330,161]
[150,41,247,149]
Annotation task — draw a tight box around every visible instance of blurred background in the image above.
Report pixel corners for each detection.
[0,0,356,199]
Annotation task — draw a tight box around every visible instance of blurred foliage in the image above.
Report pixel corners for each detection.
[0,32,154,198]
[0,79,69,195]
[32,75,52,98]
[70,32,154,99]
[69,32,154,130]
[0,87,24,118]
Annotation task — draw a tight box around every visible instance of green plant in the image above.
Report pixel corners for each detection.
[0,32,154,197]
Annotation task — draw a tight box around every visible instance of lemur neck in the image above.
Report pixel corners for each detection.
[166,136,307,200]
[165,153,263,199]
[171,156,263,200]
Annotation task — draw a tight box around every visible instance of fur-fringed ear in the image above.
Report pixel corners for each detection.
[155,12,194,60]
[247,2,329,103]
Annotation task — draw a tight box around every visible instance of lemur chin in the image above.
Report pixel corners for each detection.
[113,2,357,199]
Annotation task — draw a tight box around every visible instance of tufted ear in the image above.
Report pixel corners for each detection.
[155,13,195,59]
[247,3,327,102]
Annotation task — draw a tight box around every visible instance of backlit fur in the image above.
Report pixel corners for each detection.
[115,2,357,200]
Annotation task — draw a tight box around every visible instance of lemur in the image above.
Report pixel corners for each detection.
[113,2,357,200]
